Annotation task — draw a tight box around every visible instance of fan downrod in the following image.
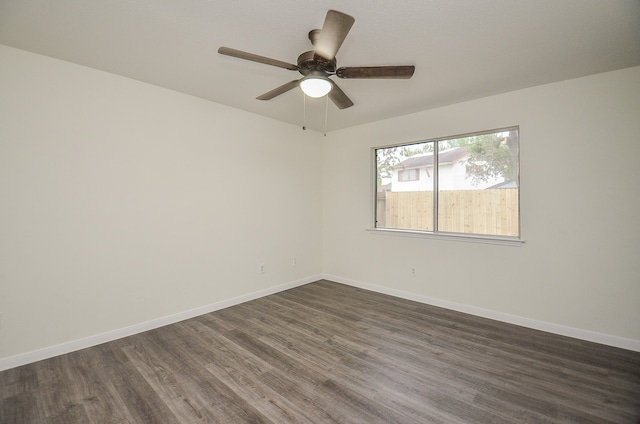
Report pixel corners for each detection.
[308,29,321,46]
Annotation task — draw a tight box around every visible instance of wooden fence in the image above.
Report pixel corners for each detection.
[377,189,519,236]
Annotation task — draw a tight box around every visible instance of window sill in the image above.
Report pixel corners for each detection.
[366,228,525,247]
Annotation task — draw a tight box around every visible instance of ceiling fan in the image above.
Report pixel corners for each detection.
[218,10,415,109]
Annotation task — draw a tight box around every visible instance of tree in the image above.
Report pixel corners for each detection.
[376,130,518,187]
[376,146,402,185]
[462,130,518,186]
[376,142,431,185]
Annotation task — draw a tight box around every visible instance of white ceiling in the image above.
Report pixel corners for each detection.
[1,0,639,132]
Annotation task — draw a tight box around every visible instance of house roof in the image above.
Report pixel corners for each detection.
[487,180,518,189]
[377,182,392,192]
[394,147,468,169]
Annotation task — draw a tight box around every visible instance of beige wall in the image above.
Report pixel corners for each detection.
[0,45,323,360]
[322,66,640,343]
[2,43,639,364]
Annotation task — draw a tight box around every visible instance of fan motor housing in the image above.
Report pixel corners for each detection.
[297,51,337,76]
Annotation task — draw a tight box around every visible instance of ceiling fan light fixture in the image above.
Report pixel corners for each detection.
[300,76,332,98]
[218,10,414,110]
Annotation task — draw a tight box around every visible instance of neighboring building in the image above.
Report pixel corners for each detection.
[391,147,506,192]
[377,182,392,193]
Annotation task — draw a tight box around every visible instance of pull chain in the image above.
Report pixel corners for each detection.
[301,93,329,135]
[324,95,328,136]
[302,93,306,131]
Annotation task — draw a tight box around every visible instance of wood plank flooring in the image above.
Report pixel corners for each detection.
[1,280,639,423]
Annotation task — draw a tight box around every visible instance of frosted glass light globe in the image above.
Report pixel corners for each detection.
[300,77,332,98]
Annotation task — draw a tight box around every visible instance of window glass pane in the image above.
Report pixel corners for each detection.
[375,142,434,231]
[437,130,519,236]
[374,127,519,239]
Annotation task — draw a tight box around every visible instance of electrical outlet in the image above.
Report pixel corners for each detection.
[259,264,265,274]
[411,266,416,277]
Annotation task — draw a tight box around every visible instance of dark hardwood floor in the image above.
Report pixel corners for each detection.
[1,280,639,423]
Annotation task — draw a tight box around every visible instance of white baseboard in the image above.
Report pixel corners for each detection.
[0,274,320,372]
[3,272,637,372]
[322,273,640,353]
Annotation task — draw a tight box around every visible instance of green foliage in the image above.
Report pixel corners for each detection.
[376,130,518,187]
[462,130,518,186]
[376,147,400,185]
[376,142,431,185]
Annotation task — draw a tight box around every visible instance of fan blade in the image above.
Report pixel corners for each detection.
[336,65,415,79]
[218,47,299,71]
[314,10,355,61]
[329,81,354,109]
[256,80,300,100]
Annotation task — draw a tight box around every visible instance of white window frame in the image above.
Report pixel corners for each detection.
[370,127,524,246]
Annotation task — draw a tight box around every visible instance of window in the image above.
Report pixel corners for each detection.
[399,169,420,181]
[374,127,519,240]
